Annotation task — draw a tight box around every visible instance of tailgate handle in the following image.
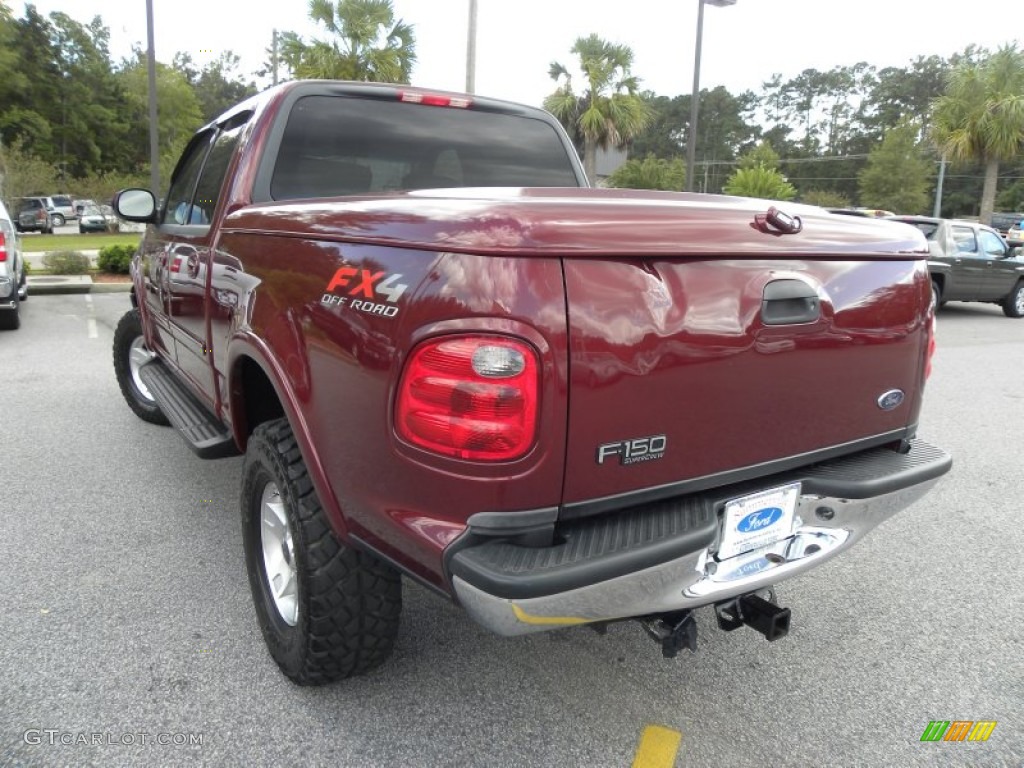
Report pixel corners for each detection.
[762,280,820,325]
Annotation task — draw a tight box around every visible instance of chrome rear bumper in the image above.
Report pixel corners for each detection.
[454,478,941,636]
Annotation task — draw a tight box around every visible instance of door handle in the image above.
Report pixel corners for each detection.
[762,279,820,325]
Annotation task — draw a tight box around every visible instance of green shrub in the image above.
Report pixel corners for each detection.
[97,244,136,274]
[41,250,91,275]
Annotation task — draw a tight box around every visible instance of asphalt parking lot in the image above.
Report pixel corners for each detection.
[1,293,1021,767]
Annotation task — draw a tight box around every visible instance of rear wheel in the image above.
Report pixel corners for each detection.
[112,309,169,424]
[1003,281,1024,318]
[931,280,941,311]
[51,213,65,227]
[241,418,402,685]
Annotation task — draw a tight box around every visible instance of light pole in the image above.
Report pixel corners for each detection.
[466,0,478,93]
[146,0,159,196]
[685,0,735,192]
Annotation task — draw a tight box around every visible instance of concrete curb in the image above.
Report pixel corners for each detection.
[26,275,132,295]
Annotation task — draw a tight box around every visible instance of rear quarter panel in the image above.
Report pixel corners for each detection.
[214,229,569,590]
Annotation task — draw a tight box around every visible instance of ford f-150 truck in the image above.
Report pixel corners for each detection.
[112,80,951,685]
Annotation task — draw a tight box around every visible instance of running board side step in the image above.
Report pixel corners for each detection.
[138,360,239,459]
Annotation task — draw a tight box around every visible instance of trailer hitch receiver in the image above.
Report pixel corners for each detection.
[638,610,698,658]
[715,593,791,642]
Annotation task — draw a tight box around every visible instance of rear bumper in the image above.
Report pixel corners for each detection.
[450,440,950,636]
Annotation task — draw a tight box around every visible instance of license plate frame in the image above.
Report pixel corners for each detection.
[717,482,801,561]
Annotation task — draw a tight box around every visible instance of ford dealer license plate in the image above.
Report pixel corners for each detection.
[717,482,801,560]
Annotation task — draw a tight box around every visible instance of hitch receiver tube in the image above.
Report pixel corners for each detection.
[715,593,791,642]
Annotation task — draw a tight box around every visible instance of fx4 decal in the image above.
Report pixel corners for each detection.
[321,266,409,318]
[597,435,667,466]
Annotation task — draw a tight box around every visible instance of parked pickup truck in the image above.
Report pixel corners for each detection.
[112,81,951,685]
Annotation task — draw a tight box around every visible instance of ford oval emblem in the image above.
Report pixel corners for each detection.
[737,507,783,533]
[877,389,905,411]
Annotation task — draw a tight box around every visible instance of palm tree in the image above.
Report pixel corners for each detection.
[280,0,415,84]
[544,34,651,182]
[931,45,1024,222]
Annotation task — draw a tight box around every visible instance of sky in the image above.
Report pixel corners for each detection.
[15,0,1021,107]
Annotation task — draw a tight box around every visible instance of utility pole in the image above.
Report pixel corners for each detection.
[685,0,735,192]
[146,0,160,196]
[465,0,477,93]
[933,155,946,218]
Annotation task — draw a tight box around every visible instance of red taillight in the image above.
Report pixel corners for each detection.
[398,91,472,108]
[925,313,936,379]
[0,232,6,261]
[396,335,539,461]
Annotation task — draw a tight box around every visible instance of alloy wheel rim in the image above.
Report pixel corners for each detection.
[260,482,298,626]
[128,337,156,401]
[1016,287,1024,315]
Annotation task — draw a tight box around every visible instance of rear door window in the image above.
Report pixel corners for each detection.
[190,115,250,225]
[163,130,216,226]
[952,227,979,255]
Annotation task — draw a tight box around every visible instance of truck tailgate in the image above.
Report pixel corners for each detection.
[561,223,931,511]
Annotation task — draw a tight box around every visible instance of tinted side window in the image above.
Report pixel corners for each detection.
[191,118,249,225]
[270,95,579,201]
[952,227,978,255]
[163,131,215,225]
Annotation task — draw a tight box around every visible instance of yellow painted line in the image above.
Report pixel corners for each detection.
[510,603,590,626]
[632,724,682,768]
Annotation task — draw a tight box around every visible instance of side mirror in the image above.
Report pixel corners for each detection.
[113,188,157,222]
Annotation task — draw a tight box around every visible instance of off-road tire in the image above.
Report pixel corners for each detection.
[112,308,169,425]
[1002,281,1024,318]
[0,293,19,330]
[241,418,401,685]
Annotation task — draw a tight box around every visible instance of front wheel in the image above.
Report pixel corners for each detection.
[241,418,401,685]
[112,309,170,424]
[1003,281,1024,318]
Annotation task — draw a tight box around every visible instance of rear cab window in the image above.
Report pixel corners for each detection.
[264,91,581,202]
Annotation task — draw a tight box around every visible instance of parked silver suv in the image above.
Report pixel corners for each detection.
[0,200,27,330]
[42,194,76,226]
[15,197,54,234]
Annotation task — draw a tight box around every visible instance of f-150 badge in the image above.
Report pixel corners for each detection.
[321,266,409,317]
[597,435,667,465]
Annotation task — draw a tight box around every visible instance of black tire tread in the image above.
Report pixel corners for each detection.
[244,418,401,685]
[1002,281,1024,318]
[112,308,170,425]
[0,293,19,330]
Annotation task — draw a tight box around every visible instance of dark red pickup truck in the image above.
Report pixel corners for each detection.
[112,81,951,685]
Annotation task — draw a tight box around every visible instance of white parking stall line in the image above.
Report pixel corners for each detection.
[84,294,98,339]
